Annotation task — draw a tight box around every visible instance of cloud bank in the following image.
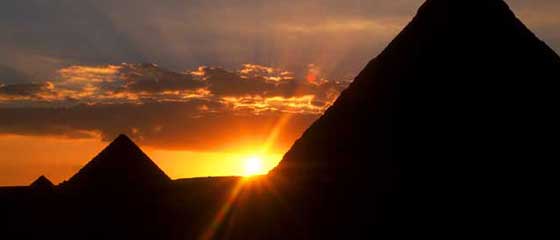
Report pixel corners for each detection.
[0,63,348,151]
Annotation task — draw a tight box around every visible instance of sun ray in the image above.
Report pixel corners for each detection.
[198,178,247,240]
[198,86,305,239]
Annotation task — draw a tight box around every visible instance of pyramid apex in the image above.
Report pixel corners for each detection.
[417,0,512,14]
[105,134,138,150]
[117,133,130,139]
[30,175,54,189]
[114,134,133,142]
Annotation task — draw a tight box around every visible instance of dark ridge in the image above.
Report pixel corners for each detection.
[62,134,171,191]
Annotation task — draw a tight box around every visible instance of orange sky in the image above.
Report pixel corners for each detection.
[0,63,339,186]
[0,134,286,186]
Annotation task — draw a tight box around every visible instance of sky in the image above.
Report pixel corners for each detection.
[1,0,559,185]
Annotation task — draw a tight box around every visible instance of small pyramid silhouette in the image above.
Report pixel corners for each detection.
[30,175,54,189]
[64,134,171,191]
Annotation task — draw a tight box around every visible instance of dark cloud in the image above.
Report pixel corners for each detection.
[113,63,206,93]
[198,64,348,102]
[0,102,317,151]
[203,67,270,96]
[0,83,50,96]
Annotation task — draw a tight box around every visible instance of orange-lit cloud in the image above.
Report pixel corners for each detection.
[222,95,326,114]
[0,63,348,152]
[1,63,346,110]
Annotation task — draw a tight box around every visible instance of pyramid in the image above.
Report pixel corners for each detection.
[30,175,54,190]
[63,134,171,191]
[271,0,559,228]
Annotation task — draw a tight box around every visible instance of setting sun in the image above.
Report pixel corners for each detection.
[243,156,264,176]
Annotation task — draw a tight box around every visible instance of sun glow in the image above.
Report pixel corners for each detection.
[243,156,264,176]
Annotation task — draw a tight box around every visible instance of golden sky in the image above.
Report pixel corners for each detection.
[0,134,283,186]
[0,63,337,186]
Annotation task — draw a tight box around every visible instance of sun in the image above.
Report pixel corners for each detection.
[243,156,264,176]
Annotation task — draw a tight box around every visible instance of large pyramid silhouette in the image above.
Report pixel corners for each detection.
[272,0,559,230]
[63,134,171,191]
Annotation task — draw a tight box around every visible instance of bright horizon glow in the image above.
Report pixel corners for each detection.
[243,156,264,176]
[0,134,286,186]
[149,148,282,179]
[0,99,297,185]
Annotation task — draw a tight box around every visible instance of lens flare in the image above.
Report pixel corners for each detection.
[243,156,263,176]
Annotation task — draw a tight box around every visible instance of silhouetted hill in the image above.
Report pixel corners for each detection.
[271,0,559,235]
[30,175,54,190]
[61,134,171,192]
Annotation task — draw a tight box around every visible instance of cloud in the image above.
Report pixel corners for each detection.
[1,63,348,113]
[0,82,58,106]
[0,64,209,106]
[54,63,209,103]
[222,95,326,114]
[120,64,206,93]
[0,101,318,152]
[0,63,348,150]
[0,82,53,97]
